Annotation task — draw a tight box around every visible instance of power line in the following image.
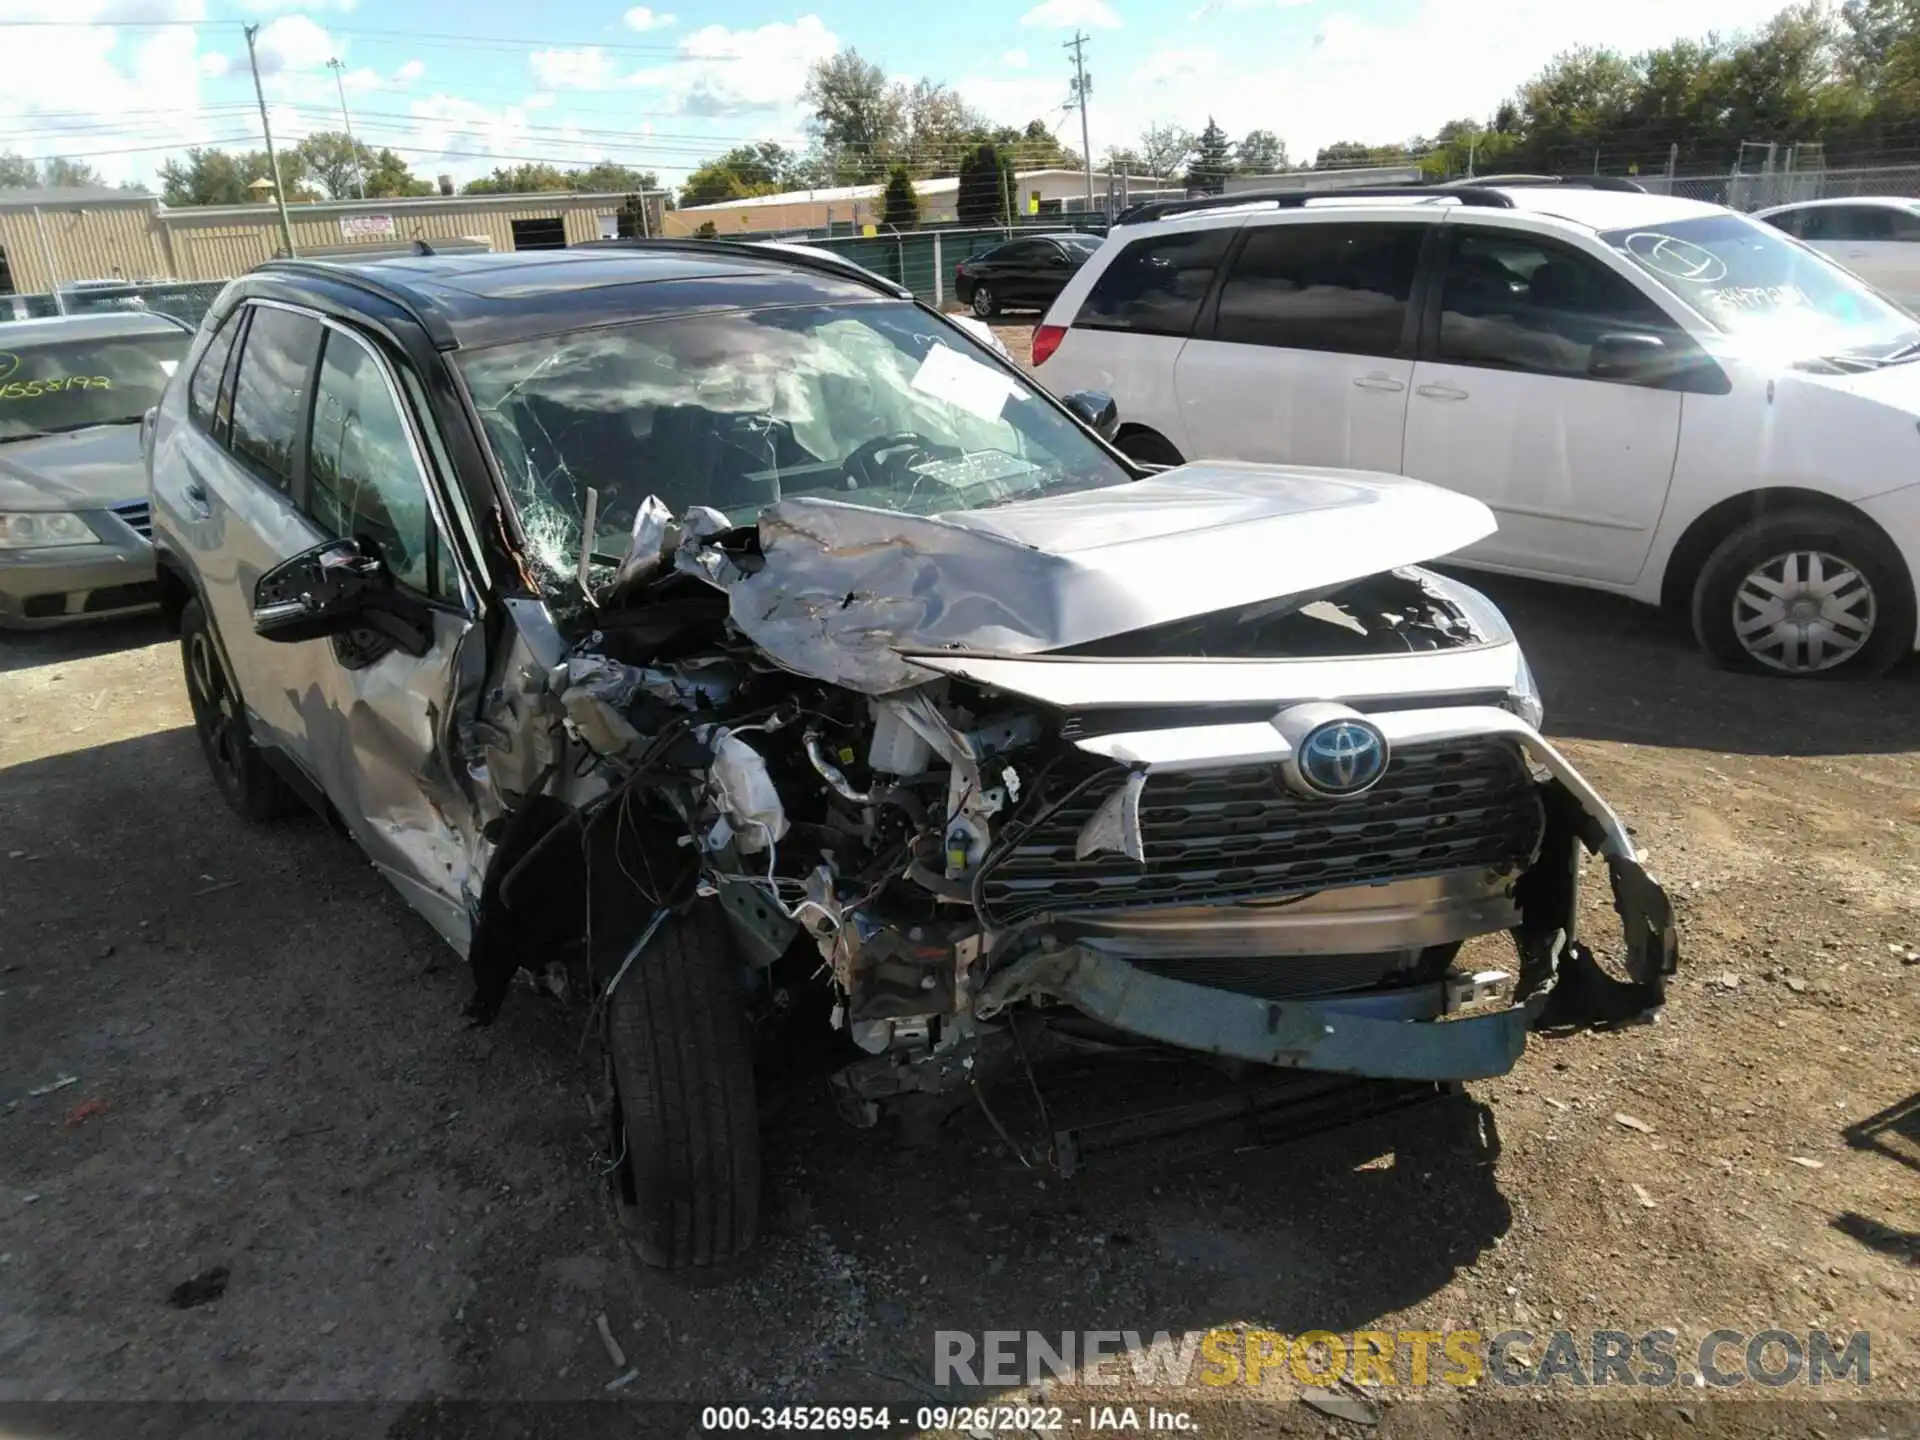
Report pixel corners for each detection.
[0,17,738,57]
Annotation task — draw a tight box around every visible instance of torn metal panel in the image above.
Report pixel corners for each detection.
[705,466,1497,694]
[1076,770,1146,862]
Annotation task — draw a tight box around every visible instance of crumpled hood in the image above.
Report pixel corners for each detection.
[0,425,146,511]
[706,461,1496,693]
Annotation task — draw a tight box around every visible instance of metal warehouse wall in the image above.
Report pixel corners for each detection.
[0,203,170,293]
[157,195,666,281]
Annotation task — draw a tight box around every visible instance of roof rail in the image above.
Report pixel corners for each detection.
[571,236,912,300]
[1112,185,1515,226]
[254,258,460,349]
[1441,174,1649,193]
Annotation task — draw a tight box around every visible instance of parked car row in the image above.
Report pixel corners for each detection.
[1035,180,1920,677]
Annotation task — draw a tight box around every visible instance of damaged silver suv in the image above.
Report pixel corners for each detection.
[145,245,1677,1269]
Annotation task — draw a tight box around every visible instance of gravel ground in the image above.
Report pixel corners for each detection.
[3,431,1917,1438]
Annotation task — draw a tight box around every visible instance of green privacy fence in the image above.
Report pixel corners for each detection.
[736,223,1106,306]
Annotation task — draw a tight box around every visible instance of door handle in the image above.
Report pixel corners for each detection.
[182,480,212,518]
[1416,383,1470,401]
[1353,372,1406,392]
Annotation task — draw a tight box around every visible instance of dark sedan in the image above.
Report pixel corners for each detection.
[954,232,1103,318]
[0,311,190,627]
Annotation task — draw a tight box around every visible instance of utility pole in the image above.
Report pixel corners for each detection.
[245,24,297,258]
[1065,31,1093,212]
[326,58,366,200]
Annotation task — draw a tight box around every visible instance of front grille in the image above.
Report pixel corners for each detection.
[109,500,152,538]
[980,738,1544,924]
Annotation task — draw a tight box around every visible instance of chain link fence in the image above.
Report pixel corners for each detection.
[2,279,230,328]
[1635,162,1920,211]
[738,223,1106,306]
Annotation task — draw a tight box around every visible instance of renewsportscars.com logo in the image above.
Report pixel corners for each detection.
[933,1328,1873,1390]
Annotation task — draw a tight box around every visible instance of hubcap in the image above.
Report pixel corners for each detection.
[1731,549,1876,674]
[972,288,992,316]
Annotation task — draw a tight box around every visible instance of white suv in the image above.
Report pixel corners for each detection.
[1036,181,1920,677]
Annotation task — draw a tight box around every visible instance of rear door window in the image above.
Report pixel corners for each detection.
[1074,227,1234,337]
[228,306,323,496]
[1211,221,1426,356]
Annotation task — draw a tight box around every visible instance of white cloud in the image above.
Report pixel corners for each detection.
[1001,48,1030,68]
[1097,0,1787,163]
[240,0,358,13]
[1019,0,1120,30]
[197,51,231,78]
[1189,0,1312,18]
[625,15,838,118]
[393,59,425,83]
[954,74,1070,129]
[623,6,676,30]
[530,46,621,90]
[251,14,336,75]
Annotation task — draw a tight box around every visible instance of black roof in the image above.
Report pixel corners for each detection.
[251,245,895,351]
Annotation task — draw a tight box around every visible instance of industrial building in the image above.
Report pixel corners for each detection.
[663,167,1166,236]
[0,185,670,297]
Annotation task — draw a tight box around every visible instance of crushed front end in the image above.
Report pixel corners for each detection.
[464,470,1677,1133]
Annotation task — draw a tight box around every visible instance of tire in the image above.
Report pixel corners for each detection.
[1115,428,1185,467]
[179,597,299,821]
[970,284,997,319]
[607,904,761,1269]
[1689,508,1914,678]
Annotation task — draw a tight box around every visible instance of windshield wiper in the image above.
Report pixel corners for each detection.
[1879,336,1920,364]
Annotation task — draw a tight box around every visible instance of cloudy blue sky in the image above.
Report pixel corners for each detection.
[6,0,1794,192]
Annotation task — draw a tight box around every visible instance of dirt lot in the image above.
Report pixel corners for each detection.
[3,462,1918,1435]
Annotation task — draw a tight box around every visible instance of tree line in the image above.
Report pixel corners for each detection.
[1132,0,1920,187]
[677,49,1081,217]
[2,140,659,207]
[153,139,659,207]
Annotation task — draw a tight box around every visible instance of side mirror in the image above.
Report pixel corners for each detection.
[1588,332,1669,382]
[253,537,432,658]
[1063,389,1120,440]
[1588,331,1731,394]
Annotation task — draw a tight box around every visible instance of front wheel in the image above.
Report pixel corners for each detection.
[970,284,997,318]
[1690,509,1914,678]
[179,597,298,820]
[607,904,761,1268]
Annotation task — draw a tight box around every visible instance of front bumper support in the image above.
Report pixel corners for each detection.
[977,947,1539,1082]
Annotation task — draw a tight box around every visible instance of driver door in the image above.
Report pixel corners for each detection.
[211,304,486,948]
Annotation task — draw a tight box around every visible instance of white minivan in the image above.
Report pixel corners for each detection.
[1036,182,1920,677]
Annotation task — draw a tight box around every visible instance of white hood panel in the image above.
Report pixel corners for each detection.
[709,462,1497,693]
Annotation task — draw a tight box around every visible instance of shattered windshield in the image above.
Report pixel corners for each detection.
[1600,213,1920,360]
[457,301,1131,592]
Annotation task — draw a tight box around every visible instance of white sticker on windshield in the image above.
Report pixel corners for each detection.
[1623,232,1728,283]
[910,342,1020,424]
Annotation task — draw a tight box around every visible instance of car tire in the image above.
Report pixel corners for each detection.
[970,285,997,318]
[1689,508,1914,678]
[607,903,761,1269]
[179,597,299,821]
[1115,428,1185,467]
